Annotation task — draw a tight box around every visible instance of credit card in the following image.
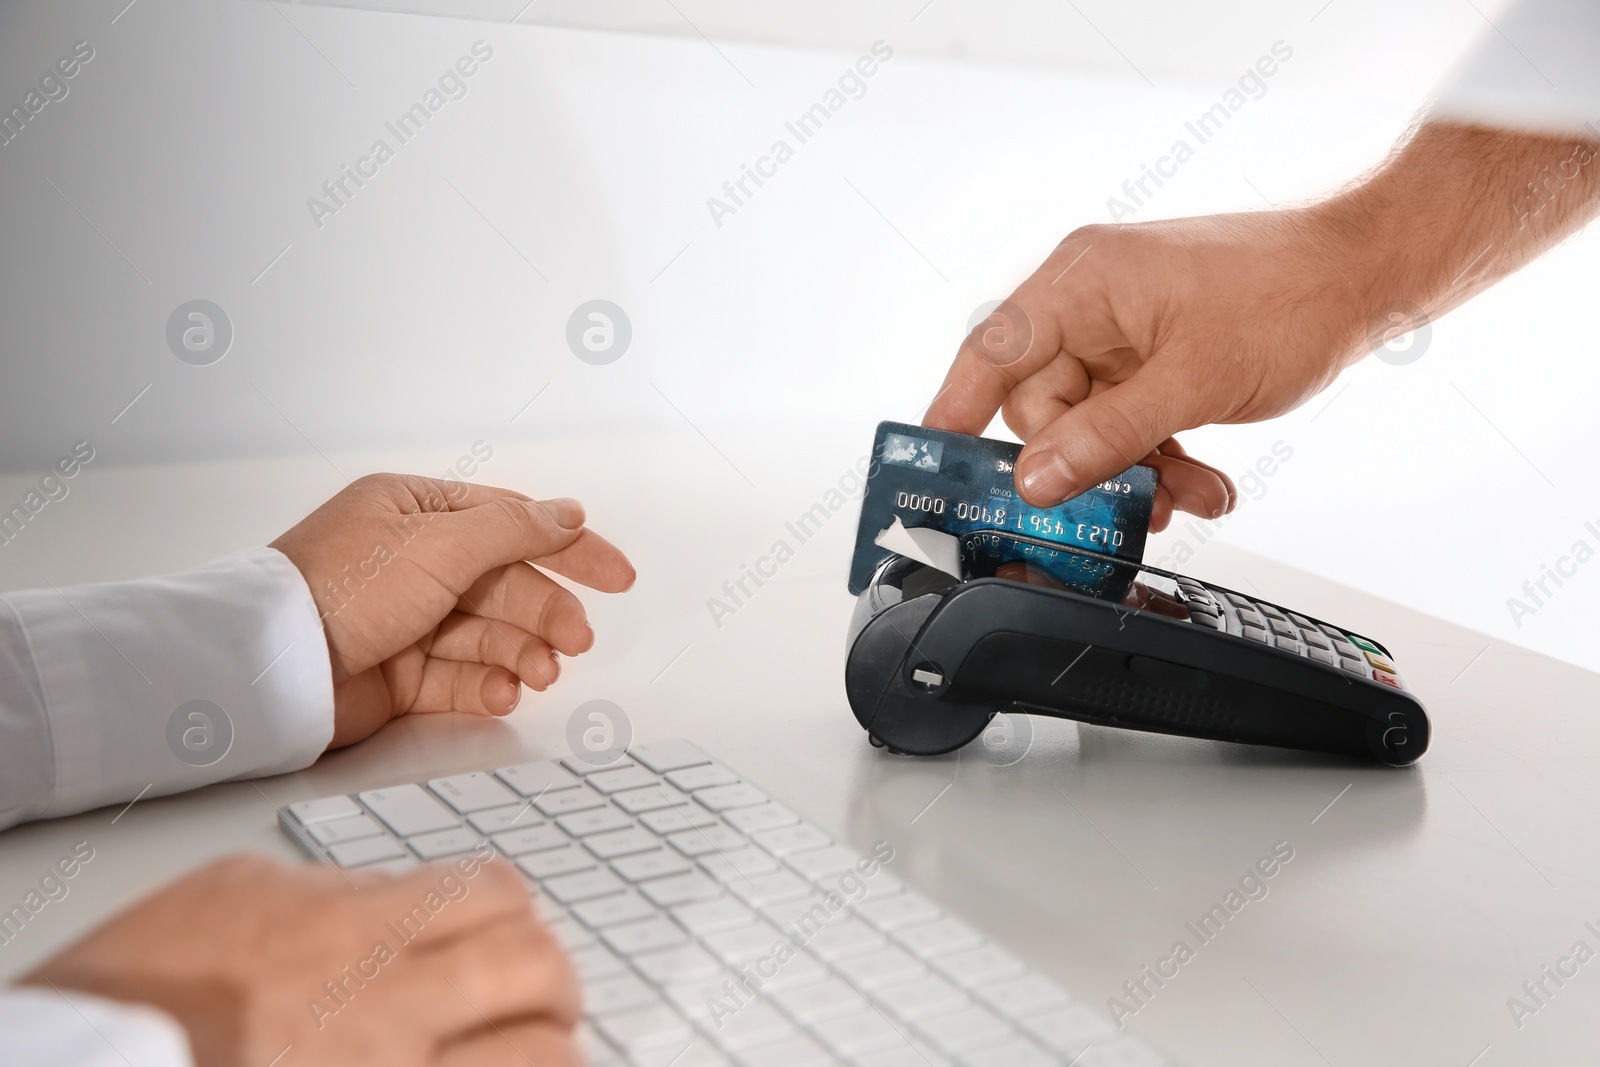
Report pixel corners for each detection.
[961,530,1138,603]
[848,421,1156,594]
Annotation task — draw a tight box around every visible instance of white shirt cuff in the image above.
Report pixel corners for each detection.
[0,986,193,1067]
[0,547,334,829]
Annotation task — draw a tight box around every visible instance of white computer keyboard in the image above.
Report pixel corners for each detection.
[279,739,1171,1067]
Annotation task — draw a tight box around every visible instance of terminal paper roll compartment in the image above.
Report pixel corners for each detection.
[844,552,1429,766]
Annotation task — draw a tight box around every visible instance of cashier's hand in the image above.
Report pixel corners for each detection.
[271,474,636,748]
[25,853,581,1067]
[924,209,1359,528]
[925,122,1600,527]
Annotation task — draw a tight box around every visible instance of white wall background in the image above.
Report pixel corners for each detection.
[3,0,1596,676]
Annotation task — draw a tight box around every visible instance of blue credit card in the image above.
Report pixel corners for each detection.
[847,421,1156,594]
[961,530,1139,603]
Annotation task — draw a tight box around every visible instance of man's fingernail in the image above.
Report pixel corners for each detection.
[1017,450,1074,504]
[540,497,584,529]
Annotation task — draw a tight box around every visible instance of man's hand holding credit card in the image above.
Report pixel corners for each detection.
[848,421,1156,594]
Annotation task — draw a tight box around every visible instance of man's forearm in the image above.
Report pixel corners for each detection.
[1324,120,1600,328]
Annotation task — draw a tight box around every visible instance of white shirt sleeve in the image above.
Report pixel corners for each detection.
[0,545,334,830]
[1432,0,1600,136]
[0,987,193,1067]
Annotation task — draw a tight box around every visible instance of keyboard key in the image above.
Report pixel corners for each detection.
[570,944,628,982]
[546,915,596,952]
[935,946,1025,988]
[572,889,656,927]
[603,916,688,956]
[723,803,798,834]
[771,977,869,1025]
[819,869,903,903]
[694,783,770,811]
[327,835,407,867]
[669,824,746,857]
[594,1003,692,1053]
[666,975,739,1022]
[737,1033,830,1067]
[588,766,663,794]
[639,871,721,907]
[763,953,830,993]
[614,783,692,814]
[358,785,461,837]
[753,823,831,857]
[406,826,487,860]
[1302,629,1331,649]
[805,917,886,962]
[972,972,1072,1018]
[766,893,842,933]
[666,763,739,791]
[641,805,718,834]
[704,922,786,965]
[562,755,636,777]
[469,802,541,834]
[545,868,627,904]
[916,1004,1011,1056]
[558,806,635,836]
[633,943,722,984]
[700,848,779,882]
[575,1023,625,1067]
[496,759,580,796]
[1308,646,1336,665]
[873,974,966,1021]
[491,824,569,856]
[836,945,926,990]
[288,795,362,825]
[728,869,812,908]
[1020,1003,1119,1055]
[515,845,595,880]
[1241,625,1269,643]
[588,973,657,1016]
[785,845,861,880]
[960,1038,1058,1067]
[811,1011,907,1057]
[894,916,982,958]
[632,1038,728,1067]
[584,827,661,860]
[707,1002,793,1052]
[857,893,940,932]
[535,786,607,817]
[361,855,420,876]
[673,896,756,937]
[307,813,383,845]
[629,739,713,773]
[1273,635,1300,652]
[429,771,519,813]
[612,849,693,883]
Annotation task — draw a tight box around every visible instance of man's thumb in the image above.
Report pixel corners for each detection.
[1013,370,1186,507]
[428,497,585,589]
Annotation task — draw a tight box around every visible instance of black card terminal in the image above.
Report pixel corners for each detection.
[844,533,1429,765]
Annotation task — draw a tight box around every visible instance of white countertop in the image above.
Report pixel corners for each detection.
[1,434,1596,1065]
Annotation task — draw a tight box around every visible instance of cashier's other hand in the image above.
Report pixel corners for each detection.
[924,212,1370,529]
[270,474,636,748]
[25,853,581,1067]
